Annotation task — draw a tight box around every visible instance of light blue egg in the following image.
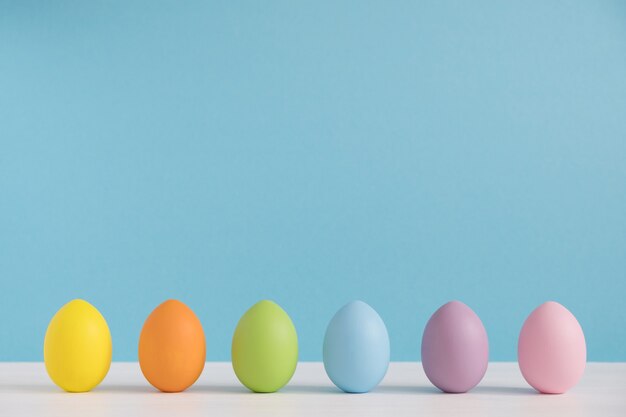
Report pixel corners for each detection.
[323,300,390,393]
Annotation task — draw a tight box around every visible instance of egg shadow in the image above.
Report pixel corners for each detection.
[0,383,158,395]
[0,383,59,394]
[95,385,161,394]
[472,386,538,396]
[373,385,441,395]
[191,385,251,394]
[194,385,343,395]
[281,385,342,394]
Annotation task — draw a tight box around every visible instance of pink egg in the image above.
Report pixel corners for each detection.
[518,301,586,394]
[421,301,489,393]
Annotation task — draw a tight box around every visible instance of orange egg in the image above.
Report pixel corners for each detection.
[138,299,206,392]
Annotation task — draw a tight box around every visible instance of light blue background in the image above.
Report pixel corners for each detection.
[1,1,625,362]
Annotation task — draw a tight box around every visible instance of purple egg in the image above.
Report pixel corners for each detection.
[421,301,489,393]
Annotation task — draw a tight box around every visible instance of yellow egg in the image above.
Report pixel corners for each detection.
[44,299,112,392]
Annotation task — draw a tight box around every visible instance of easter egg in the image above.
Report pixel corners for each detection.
[323,300,390,393]
[232,300,298,392]
[421,301,489,393]
[138,299,206,392]
[44,299,112,392]
[518,301,586,394]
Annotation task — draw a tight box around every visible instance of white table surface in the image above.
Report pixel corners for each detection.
[0,362,624,417]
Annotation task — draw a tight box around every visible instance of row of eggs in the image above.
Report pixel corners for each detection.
[43,299,586,395]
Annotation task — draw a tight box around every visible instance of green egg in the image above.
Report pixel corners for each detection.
[231,300,298,392]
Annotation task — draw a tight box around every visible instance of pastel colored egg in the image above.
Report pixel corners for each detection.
[138,299,206,392]
[232,300,298,392]
[518,301,586,394]
[44,299,112,392]
[323,300,390,393]
[421,301,489,393]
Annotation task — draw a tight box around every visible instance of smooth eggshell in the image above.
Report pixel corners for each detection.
[138,299,206,392]
[44,299,112,392]
[232,300,298,392]
[421,301,489,393]
[518,301,586,394]
[323,300,390,393]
